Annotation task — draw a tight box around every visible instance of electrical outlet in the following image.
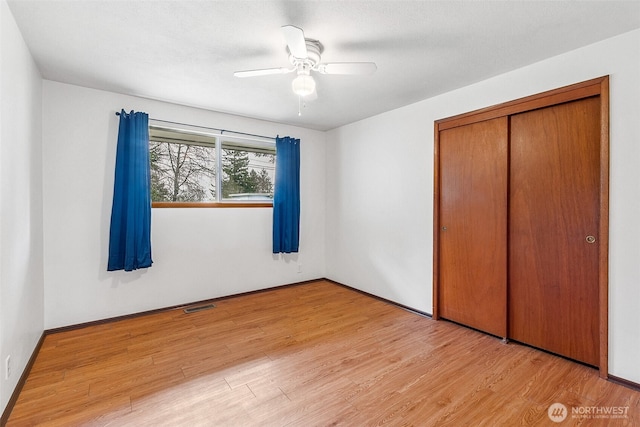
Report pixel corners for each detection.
[297,263,302,273]
[5,355,11,380]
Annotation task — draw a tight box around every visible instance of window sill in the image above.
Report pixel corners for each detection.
[152,202,273,208]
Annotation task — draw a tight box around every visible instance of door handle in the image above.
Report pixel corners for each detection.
[586,235,596,244]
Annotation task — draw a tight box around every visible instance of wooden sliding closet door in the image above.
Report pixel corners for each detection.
[509,97,601,366]
[438,117,508,337]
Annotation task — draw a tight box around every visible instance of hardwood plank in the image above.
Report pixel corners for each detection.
[6,280,639,426]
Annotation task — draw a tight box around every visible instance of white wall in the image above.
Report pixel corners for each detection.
[0,0,44,414]
[326,29,640,383]
[42,81,326,329]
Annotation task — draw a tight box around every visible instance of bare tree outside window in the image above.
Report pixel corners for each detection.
[150,142,216,202]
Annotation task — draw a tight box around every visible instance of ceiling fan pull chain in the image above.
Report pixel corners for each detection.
[298,95,302,117]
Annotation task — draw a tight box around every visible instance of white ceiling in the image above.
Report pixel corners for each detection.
[7,0,640,131]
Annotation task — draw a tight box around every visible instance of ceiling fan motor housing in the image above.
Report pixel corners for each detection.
[288,39,323,69]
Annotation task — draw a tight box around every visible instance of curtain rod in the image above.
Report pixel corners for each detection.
[115,111,276,141]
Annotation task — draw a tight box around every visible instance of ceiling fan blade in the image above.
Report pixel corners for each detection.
[317,62,377,75]
[281,25,308,59]
[233,67,293,78]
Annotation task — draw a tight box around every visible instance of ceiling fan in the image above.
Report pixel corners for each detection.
[234,25,377,101]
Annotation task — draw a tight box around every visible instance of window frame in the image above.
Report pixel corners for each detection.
[148,124,276,208]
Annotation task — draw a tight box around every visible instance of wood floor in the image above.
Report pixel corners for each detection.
[6,280,639,426]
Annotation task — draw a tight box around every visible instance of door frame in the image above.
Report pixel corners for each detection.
[432,76,610,377]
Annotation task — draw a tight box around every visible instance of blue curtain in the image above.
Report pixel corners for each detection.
[107,110,153,271]
[273,136,300,253]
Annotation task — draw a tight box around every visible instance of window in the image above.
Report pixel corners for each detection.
[149,125,276,206]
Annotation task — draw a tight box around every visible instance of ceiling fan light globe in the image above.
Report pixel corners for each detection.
[292,75,316,97]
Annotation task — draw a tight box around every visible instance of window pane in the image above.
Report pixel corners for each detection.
[222,145,275,201]
[148,126,276,205]
[150,141,216,202]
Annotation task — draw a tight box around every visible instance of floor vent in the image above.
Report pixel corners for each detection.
[183,304,216,314]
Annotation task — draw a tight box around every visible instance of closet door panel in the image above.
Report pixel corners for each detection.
[439,117,508,337]
[509,97,600,366]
